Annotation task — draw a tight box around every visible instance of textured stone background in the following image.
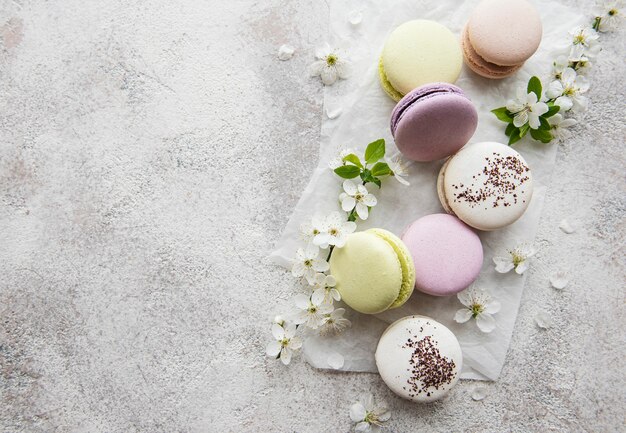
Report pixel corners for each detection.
[0,0,624,432]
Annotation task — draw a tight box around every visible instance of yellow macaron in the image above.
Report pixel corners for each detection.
[379,20,462,101]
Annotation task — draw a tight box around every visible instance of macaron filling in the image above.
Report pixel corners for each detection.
[378,57,405,101]
[461,25,522,78]
[368,229,416,309]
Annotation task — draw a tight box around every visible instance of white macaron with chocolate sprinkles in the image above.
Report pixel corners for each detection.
[375,316,462,403]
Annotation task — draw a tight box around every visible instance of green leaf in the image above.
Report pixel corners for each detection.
[342,153,363,168]
[527,76,542,99]
[544,105,560,118]
[371,162,391,177]
[530,128,553,143]
[370,177,382,188]
[508,132,523,145]
[333,165,360,179]
[519,123,530,138]
[359,168,371,182]
[505,123,517,137]
[538,117,551,131]
[491,107,513,123]
[364,139,385,165]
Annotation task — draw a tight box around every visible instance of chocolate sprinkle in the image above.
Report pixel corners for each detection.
[452,152,530,209]
[402,332,457,398]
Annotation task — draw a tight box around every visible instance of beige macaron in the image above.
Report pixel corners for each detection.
[463,0,542,79]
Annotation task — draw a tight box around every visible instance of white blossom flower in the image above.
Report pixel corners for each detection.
[292,293,334,329]
[493,243,536,275]
[349,394,390,433]
[551,55,569,80]
[340,180,377,220]
[567,44,592,73]
[311,273,341,303]
[546,68,589,112]
[308,43,351,86]
[548,113,577,141]
[300,214,327,246]
[569,26,600,54]
[320,308,351,335]
[593,0,624,31]
[506,88,549,129]
[385,155,410,186]
[273,315,285,326]
[454,287,501,333]
[292,243,330,283]
[312,211,357,248]
[329,148,360,170]
[266,322,302,365]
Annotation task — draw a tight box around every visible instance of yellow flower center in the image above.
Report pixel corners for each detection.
[574,34,585,44]
[471,303,484,318]
[326,54,337,66]
[609,9,617,16]
[304,259,312,267]
[280,338,289,347]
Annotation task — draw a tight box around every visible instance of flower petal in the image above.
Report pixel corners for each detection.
[283,322,297,338]
[271,323,285,340]
[493,257,515,273]
[454,308,473,323]
[288,336,302,350]
[456,289,473,307]
[555,96,573,111]
[320,66,338,85]
[355,421,371,432]
[361,193,377,207]
[311,288,326,305]
[356,202,369,220]
[515,260,529,274]
[476,313,496,333]
[341,196,356,212]
[513,110,529,128]
[485,300,501,314]
[280,347,292,365]
[343,179,357,195]
[312,258,330,272]
[350,403,367,422]
[266,340,282,357]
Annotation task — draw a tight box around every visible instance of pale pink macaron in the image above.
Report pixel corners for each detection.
[401,214,483,296]
[464,0,542,78]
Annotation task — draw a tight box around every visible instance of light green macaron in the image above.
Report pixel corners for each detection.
[329,229,416,315]
[379,19,463,101]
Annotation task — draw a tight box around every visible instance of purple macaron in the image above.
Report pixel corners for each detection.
[401,214,483,296]
[390,83,478,162]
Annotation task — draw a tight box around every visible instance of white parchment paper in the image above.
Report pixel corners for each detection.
[271,0,583,380]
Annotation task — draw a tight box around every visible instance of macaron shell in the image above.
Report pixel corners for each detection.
[391,84,478,161]
[329,231,402,314]
[381,20,462,97]
[461,24,522,79]
[468,0,542,67]
[367,228,416,308]
[401,214,483,296]
[375,316,462,403]
[378,57,404,102]
[440,142,533,231]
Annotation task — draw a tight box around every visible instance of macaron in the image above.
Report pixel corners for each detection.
[401,214,483,296]
[376,316,462,403]
[437,141,533,231]
[379,20,462,101]
[462,0,542,79]
[329,229,415,314]
[390,83,478,161]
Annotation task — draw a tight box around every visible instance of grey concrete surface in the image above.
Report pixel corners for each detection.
[0,0,624,432]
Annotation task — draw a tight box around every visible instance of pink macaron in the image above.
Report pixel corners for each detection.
[390,83,478,162]
[401,214,483,296]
